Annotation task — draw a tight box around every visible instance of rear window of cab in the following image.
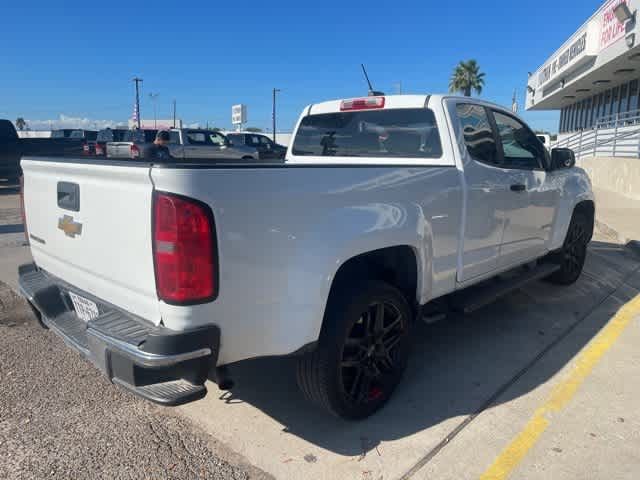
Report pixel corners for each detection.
[291,108,442,159]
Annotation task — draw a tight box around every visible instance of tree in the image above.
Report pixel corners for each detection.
[15,117,26,131]
[449,60,486,97]
[245,127,263,133]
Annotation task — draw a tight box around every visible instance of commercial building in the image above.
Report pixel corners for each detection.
[526,0,640,145]
[527,0,640,239]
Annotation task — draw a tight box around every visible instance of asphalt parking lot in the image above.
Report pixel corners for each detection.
[1,179,639,479]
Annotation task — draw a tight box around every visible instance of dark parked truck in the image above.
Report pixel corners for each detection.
[0,120,84,180]
[0,120,22,181]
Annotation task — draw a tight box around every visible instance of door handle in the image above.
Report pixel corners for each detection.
[510,184,526,192]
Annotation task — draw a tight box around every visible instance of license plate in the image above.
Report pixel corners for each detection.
[68,291,99,323]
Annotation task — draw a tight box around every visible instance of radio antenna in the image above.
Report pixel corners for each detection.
[361,64,385,96]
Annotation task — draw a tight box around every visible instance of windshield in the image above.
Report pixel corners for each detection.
[292,108,442,158]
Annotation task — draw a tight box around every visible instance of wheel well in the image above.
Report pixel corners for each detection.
[574,200,595,241]
[329,246,419,309]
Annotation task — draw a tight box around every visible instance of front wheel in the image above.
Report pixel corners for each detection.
[296,280,411,420]
[546,212,589,285]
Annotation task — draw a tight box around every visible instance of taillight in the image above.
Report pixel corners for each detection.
[340,96,385,111]
[82,142,90,155]
[130,144,140,159]
[153,192,217,304]
[95,144,104,156]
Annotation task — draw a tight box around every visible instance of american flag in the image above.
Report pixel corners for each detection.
[131,102,139,126]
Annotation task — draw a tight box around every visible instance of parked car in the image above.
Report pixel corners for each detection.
[67,130,99,156]
[226,132,287,159]
[94,128,129,156]
[18,94,594,419]
[167,128,258,160]
[106,129,158,159]
[0,119,83,181]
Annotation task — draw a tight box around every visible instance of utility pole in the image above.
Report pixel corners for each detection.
[132,77,143,129]
[393,81,402,94]
[149,92,159,129]
[272,88,281,143]
[172,99,177,128]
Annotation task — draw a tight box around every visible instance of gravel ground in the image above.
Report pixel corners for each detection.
[0,283,271,480]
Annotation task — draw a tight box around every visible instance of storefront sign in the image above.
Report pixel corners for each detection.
[538,32,589,86]
[600,0,629,50]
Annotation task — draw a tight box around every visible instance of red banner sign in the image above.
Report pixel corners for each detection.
[600,0,629,51]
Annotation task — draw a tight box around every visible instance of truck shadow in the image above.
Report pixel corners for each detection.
[207,240,640,456]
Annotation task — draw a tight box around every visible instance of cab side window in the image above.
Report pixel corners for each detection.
[209,133,226,146]
[169,131,180,144]
[186,132,207,145]
[456,104,499,165]
[491,111,544,169]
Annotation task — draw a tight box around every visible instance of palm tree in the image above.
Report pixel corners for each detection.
[15,117,26,131]
[449,60,486,97]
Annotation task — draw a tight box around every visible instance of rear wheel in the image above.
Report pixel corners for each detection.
[241,156,255,161]
[296,280,411,419]
[546,212,589,285]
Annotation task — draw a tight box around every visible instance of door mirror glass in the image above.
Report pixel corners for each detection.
[550,148,576,170]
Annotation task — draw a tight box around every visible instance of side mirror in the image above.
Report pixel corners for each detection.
[550,148,575,170]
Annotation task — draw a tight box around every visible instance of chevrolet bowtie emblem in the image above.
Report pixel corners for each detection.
[58,215,83,238]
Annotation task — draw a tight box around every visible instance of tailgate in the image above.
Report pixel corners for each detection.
[21,158,160,324]
[106,142,132,158]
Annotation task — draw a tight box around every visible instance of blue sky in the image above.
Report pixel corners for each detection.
[0,0,603,133]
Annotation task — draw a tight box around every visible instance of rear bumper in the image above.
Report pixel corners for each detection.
[18,263,220,406]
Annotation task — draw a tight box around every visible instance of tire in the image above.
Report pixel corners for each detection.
[241,156,255,161]
[546,212,589,285]
[296,280,411,420]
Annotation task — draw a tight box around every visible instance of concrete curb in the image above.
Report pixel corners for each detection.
[594,219,640,259]
[595,218,625,243]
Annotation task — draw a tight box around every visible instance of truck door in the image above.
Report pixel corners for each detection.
[488,109,558,269]
[453,103,508,282]
[182,130,211,159]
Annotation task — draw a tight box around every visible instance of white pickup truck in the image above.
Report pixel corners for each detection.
[19,95,594,419]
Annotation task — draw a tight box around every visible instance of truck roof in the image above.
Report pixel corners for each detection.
[305,94,511,116]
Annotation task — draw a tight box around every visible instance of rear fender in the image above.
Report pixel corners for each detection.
[290,203,431,344]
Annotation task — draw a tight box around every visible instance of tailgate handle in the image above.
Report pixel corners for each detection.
[57,182,80,212]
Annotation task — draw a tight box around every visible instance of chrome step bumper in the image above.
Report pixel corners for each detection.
[18,263,219,406]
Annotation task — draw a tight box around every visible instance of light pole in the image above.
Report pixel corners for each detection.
[132,77,143,129]
[272,88,281,143]
[149,92,159,129]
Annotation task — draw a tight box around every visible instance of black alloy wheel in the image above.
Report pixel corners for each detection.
[296,280,411,420]
[340,300,406,405]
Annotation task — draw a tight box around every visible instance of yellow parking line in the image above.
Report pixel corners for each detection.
[479,293,640,480]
